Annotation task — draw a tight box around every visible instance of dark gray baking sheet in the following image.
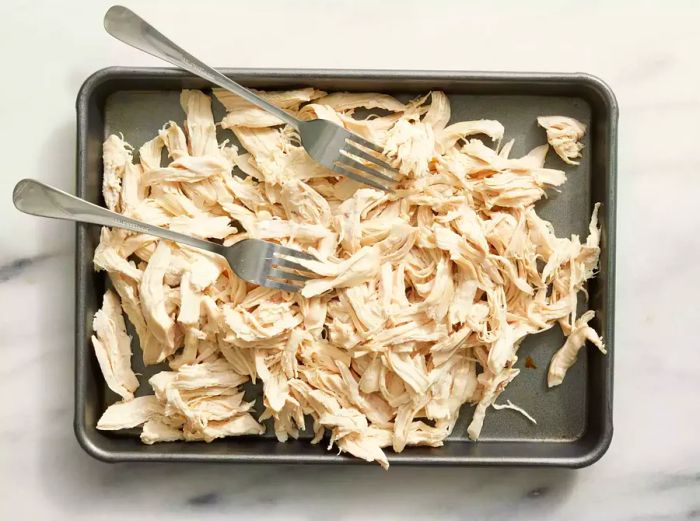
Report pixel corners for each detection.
[75,67,617,466]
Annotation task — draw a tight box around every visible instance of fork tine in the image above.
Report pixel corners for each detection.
[264,280,303,293]
[272,257,316,274]
[345,133,385,154]
[331,163,390,191]
[344,139,397,172]
[268,268,310,282]
[273,245,318,261]
[338,151,399,183]
[337,157,399,186]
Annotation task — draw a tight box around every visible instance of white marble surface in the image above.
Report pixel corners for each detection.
[1,0,699,519]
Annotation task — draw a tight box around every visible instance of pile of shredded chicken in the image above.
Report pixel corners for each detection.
[92,88,604,468]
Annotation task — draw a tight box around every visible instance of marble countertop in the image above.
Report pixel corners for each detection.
[1,1,698,519]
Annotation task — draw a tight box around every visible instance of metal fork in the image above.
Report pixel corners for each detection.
[12,179,317,292]
[103,5,399,192]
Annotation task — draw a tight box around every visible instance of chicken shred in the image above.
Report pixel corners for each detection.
[93,87,604,468]
[492,400,537,424]
[537,115,587,165]
[548,310,606,387]
[91,289,139,400]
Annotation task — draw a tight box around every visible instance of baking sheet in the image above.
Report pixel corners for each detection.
[75,68,617,465]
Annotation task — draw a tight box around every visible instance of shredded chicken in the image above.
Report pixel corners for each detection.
[93,88,604,469]
[537,115,587,165]
[492,400,538,424]
[548,310,606,387]
[91,290,139,400]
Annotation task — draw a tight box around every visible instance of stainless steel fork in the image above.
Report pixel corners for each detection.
[103,5,400,191]
[13,179,317,292]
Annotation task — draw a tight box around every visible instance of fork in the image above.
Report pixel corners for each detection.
[103,5,399,192]
[12,179,317,292]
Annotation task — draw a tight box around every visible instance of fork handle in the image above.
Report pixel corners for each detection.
[13,179,225,255]
[104,5,300,129]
